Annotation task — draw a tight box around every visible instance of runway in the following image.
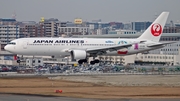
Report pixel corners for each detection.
[0,94,180,101]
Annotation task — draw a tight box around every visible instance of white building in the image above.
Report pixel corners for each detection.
[98,53,179,66]
[135,53,178,65]
[99,55,136,65]
[59,26,89,35]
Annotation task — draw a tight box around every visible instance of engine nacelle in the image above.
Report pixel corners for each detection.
[71,50,87,60]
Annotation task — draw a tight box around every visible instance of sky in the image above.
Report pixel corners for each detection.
[0,0,180,23]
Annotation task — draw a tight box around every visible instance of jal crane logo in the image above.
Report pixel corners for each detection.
[151,23,162,36]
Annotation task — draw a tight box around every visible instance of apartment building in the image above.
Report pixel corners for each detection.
[0,19,20,50]
[40,18,60,37]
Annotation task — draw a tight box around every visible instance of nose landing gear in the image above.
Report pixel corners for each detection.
[78,59,88,64]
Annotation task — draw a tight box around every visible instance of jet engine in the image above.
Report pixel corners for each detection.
[71,50,87,60]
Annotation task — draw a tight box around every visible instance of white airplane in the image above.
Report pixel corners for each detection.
[4,12,173,64]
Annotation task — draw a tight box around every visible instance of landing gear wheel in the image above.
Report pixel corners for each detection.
[78,59,88,64]
[94,59,100,63]
[83,59,88,63]
[90,61,95,65]
[78,60,83,64]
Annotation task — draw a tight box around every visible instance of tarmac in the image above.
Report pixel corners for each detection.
[53,75,180,86]
[0,94,180,101]
[1,74,180,100]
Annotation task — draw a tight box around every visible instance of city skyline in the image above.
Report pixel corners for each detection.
[0,0,180,23]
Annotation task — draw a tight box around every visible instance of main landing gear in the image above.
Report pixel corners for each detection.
[90,59,100,65]
[78,59,100,65]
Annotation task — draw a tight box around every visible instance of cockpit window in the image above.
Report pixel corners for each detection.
[8,42,16,45]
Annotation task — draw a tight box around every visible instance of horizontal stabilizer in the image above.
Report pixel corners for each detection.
[147,41,176,47]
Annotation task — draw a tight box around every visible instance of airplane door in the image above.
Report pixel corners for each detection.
[23,41,28,49]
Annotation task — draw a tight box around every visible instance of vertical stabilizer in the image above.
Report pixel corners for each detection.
[137,12,169,42]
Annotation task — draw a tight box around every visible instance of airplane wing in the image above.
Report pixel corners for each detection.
[86,43,133,55]
[65,42,140,56]
[147,41,176,47]
[86,44,132,53]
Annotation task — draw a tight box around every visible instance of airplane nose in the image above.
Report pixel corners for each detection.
[4,45,8,51]
[4,45,16,53]
[4,45,11,52]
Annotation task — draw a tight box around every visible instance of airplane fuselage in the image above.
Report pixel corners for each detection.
[6,37,163,57]
[4,12,170,65]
